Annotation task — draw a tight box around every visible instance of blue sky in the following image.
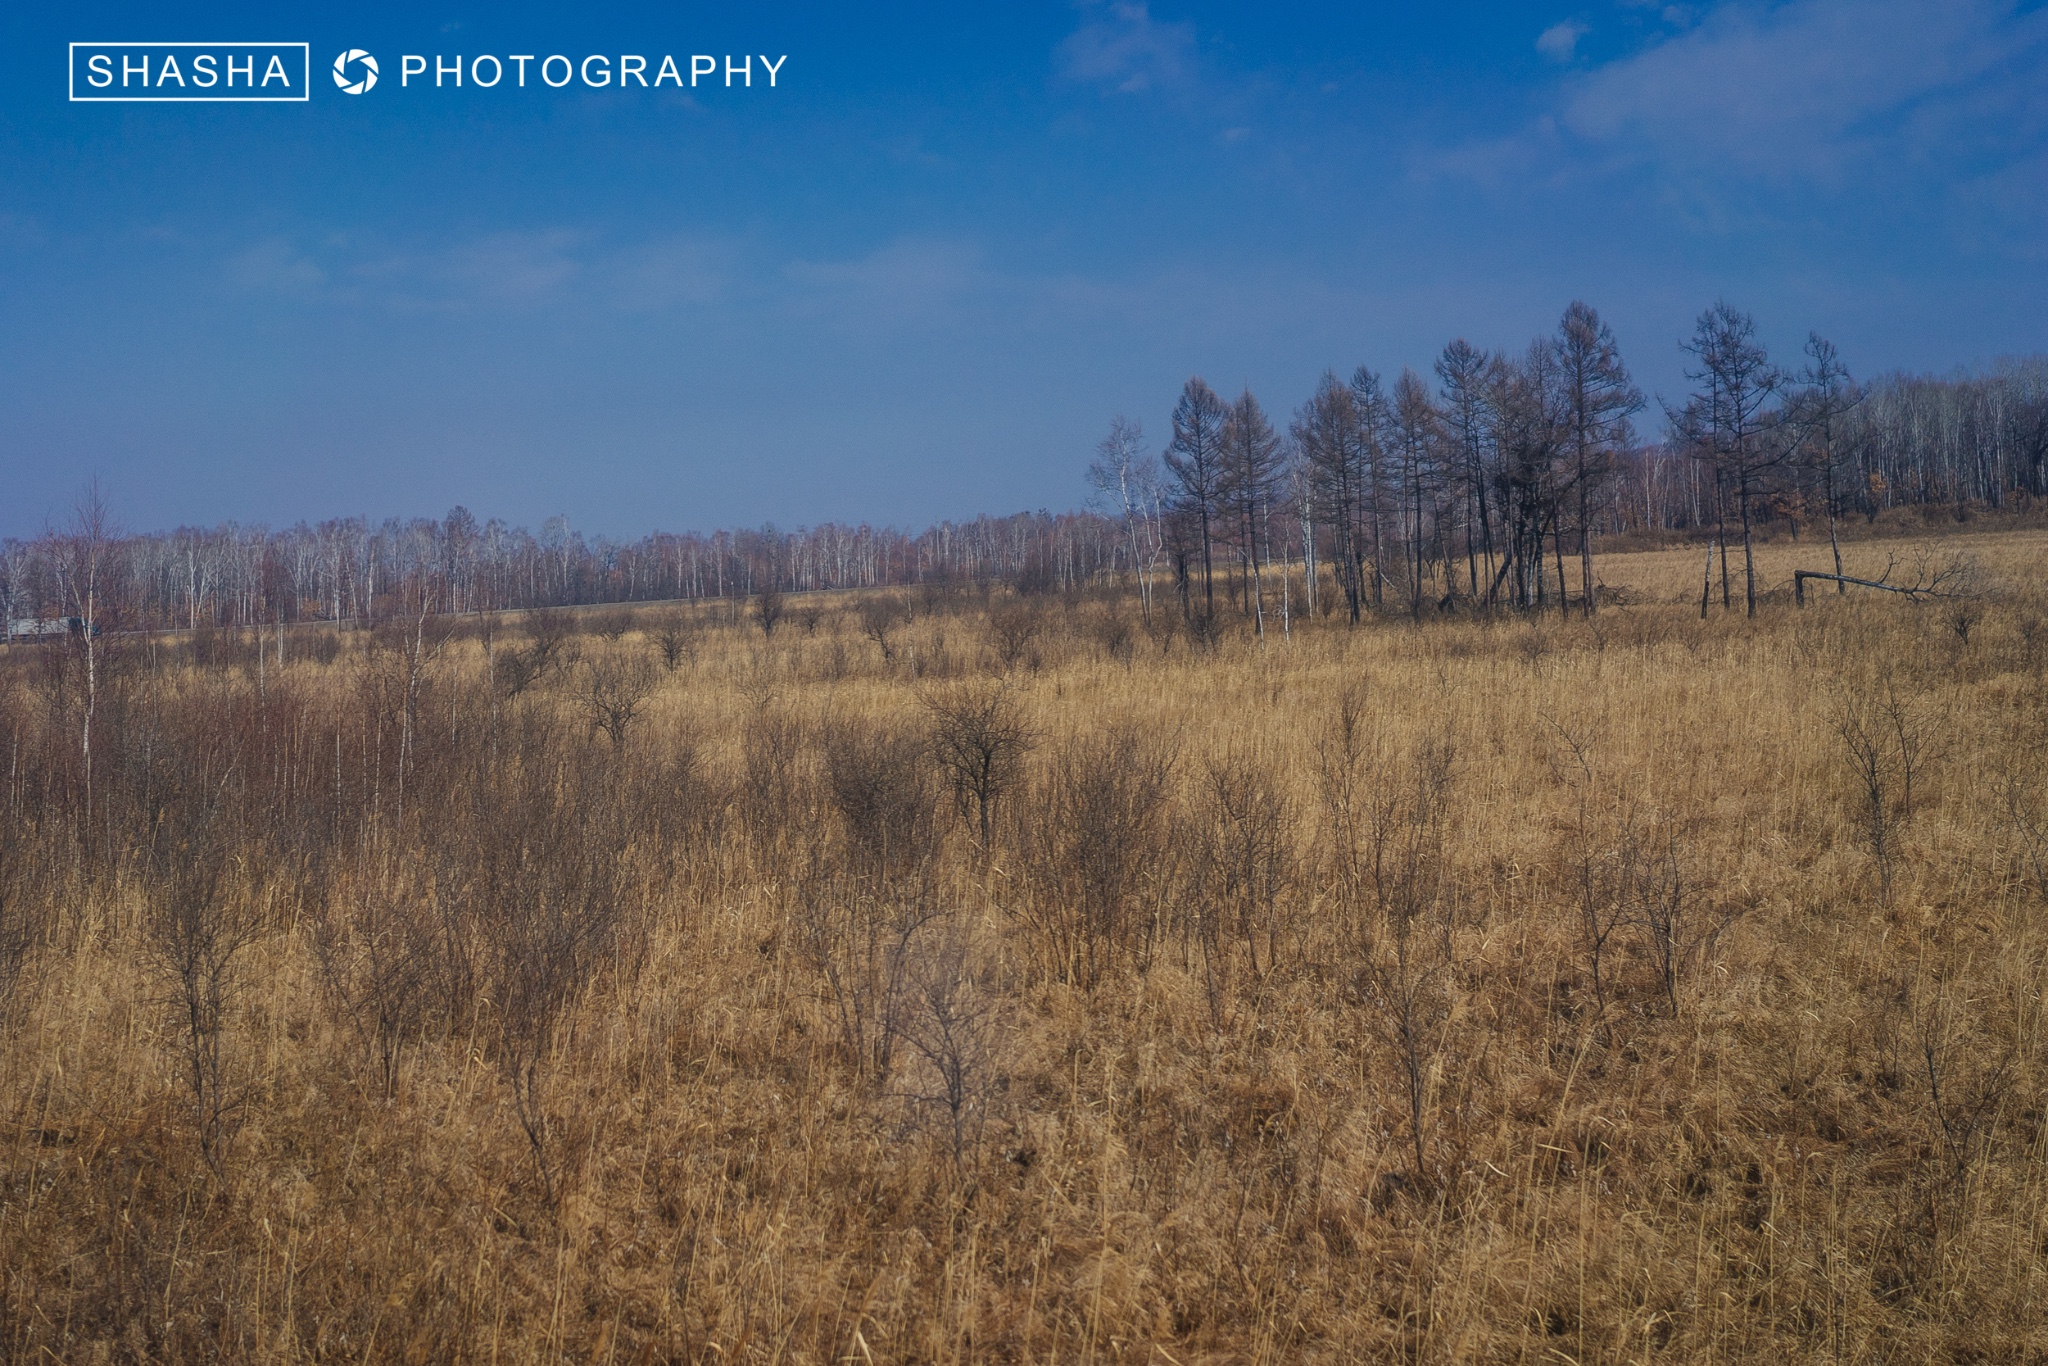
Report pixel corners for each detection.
[2,1,2044,538]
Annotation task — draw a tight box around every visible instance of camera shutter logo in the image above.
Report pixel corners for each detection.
[333,49,377,93]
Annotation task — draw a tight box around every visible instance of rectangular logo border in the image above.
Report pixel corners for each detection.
[69,42,312,103]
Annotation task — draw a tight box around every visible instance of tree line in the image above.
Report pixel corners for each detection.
[5,304,2042,635]
[1096,302,2047,631]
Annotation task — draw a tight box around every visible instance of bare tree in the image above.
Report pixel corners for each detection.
[1086,416,1163,623]
[1793,334,1859,593]
[1682,303,1782,617]
[49,481,118,846]
[1481,347,1567,612]
[1220,390,1285,634]
[1295,373,1370,622]
[1350,367,1395,609]
[1436,340,1496,599]
[1793,548,1982,606]
[1163,378,1229,627]
[1554,302,1643,616]
[1391,370,1444,619]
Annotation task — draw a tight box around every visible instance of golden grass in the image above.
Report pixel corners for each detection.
[2,528,2046,1362]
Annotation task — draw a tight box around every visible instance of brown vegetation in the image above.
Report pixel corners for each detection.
[1,529,2045,1362]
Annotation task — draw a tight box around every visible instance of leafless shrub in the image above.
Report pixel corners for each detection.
[1312,684,1374,906]
[986,603,1041,671]
[139,749,256,1178]
[575,653,659,751]
[496,611,571,700]
[1092,612,1136,668]
[922,681,1034,855]
[1548,722,1630,1032]
[1199,750,1294,981]
[1324,720,1457,1187]
[0,818,38,1015]
[653,611,698,671]
[364,605,454,825]
[1023,723,1176,986]
[2001,760,2048,903]
[1834,680,1933,901]
[754,585,786,637]
[1945,596,1985,645]
[451,751,629,1210]
[822,717,942,882]
[2013,609,2046,674]
[740,707,812,852]
[860,595,909,663]
[895,920,1000,1170]
[1363,899,1452,1190]
[311,849,434,1102]
[1909,970,2017,1191]
[1620,814,1733,1019]
[795,865,935,1088]
[592,607,634,643]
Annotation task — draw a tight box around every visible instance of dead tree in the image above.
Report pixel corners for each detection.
[1794,551,1982,606]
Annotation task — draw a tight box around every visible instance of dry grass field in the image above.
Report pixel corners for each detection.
[2,526,2046,1363]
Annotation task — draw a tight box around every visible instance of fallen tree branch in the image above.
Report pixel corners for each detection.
[1794,551,1981,607]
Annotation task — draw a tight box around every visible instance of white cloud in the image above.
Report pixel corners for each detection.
[1059,2,1195,94]
[1428,0,2048,237]
[607,236,730,310]
[783,238,988,329]
[1559,0,2048,180]
[229,238,325,294]
[435,231,583,301]
[1538,20,1589,63]
[225,230,743,313]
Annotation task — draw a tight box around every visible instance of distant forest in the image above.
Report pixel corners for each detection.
[6,303,2045,634]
